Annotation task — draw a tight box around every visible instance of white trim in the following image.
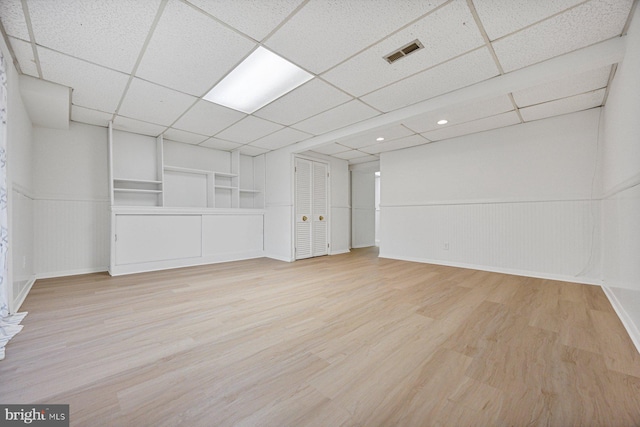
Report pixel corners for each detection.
[601,173,640,199]
[329,249,351,255]
[381,197,594,208]
[109,251,265,276]
[111,206,265,215]
[11,182,35,200]
[11,277,35,314]
[378,252,602,286]
[35,195,110,202]
[36,267,108,279]
[265,253,294,263]
[601,285,640,355]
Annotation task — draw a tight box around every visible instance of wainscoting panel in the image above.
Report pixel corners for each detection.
[35,199,110,277]
[380,199,599,284]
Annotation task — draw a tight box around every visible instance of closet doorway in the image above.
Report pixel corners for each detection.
[294,157,329,260]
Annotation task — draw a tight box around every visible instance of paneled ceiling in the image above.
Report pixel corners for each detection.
[0,0,635,164]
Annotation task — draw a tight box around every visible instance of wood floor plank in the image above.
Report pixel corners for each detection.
[1,247,639,426]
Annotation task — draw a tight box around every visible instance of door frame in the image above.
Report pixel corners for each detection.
[292,154,331,260]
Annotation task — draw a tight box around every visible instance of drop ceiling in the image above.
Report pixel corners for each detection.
[0,0,635,164]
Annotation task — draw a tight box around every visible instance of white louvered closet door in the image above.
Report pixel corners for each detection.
[295,158,328,260]
[312,161,328,256]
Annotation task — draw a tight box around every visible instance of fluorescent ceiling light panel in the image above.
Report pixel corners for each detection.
[203,47,313,114]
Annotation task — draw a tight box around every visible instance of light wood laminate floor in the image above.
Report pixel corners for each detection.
[2,248,640,426]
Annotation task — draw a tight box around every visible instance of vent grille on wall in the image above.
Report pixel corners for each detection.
[384,39,424,64]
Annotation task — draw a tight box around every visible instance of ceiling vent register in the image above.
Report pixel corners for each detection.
[384,39,424,64]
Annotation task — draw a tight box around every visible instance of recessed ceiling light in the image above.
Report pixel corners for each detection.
[437,119,448,125]
[376,137,385,141]
[203,46,313,114]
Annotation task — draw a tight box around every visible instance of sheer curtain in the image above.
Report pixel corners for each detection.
[0,50,26,361]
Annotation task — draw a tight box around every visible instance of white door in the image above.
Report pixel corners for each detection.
[295,158,328,259]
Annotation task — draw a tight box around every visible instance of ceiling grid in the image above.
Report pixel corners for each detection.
[0,0,633,162]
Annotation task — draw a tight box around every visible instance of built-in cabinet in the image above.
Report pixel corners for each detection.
[107,122,265,275]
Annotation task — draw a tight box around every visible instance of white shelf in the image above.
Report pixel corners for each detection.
[239,189,261,193]
[114,178,162,184]
[215,185,236,190]
[214,172,238,178]
[114,188,163,194]
[164,165,211,175]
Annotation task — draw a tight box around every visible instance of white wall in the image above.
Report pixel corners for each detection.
[380,108,601,283]
[3,35,35,312]
[599,4,640,350]
[264,149,294,261]
[33,122,110,277]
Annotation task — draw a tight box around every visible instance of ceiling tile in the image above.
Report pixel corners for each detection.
[291,100,380,135]
[473,0,584,40]
[113,115,167,137]
[323,0,485,97]
[163,128,208,145]
[254,79,352,126]
[348,154,380,164]
[238,145,270,157]
[421,111,521,141]
[338,125,415,149]
[360,134,430,154]
[199,138,243,151]
[71,106,113,128]
[215,115,283,144]
[136,0,256,97]
[0,0,29,39]
[250,127,312,150]
[520,89,605,122]
[513,66,611,107]
[8,37,38,77]
[185,0,304,41]
[265,0,448,74]
[173,100,246,136]
[38,47,129,113]
[493,0,633,72]
[28,0,162,73]
[118,78,197,126]
[332,149,370,160]
[402,95,514,133]
[361,47,500,112]
[311,142,351,155]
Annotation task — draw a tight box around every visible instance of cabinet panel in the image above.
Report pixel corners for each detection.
[115,215,201,265]
[202,215,263,256]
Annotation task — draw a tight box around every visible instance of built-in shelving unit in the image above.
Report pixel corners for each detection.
[108,122,264,209]
[107,122,266,276]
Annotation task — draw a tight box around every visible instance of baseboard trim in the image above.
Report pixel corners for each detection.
[109,251,265,276]
[329,249,351,255]
[265,254,294,263]
[11,277,36,314]
[378,253,601,286]
[601,285,640,355]
[36,267,108,279]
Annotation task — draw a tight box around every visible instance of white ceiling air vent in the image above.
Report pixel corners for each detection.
[384,39,424,64]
